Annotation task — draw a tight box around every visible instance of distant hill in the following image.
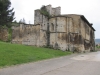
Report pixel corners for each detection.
[95,39,100,44]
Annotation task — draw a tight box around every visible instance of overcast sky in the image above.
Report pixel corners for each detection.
[10,0,100,39]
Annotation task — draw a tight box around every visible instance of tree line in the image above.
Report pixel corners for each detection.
[0,0,15,28]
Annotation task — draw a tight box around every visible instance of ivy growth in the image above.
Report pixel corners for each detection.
[40,5,51,18]
[7,28,12,42]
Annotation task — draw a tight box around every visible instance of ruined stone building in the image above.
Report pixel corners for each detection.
[12,5,95,52]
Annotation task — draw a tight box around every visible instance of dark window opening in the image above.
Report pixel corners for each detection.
[51,23,54,31]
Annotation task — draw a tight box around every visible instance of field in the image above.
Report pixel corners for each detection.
[0,41,72,68]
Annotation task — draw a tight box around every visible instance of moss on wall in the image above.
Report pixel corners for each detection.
[40,5,51,18]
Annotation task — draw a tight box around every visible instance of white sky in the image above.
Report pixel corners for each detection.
[10,0,100,39]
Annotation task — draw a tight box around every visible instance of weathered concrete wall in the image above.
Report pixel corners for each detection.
[46,5,52,15]
[34,5,61,25]
[12,26,21,44]
[56,17,67,51]
[66,15,80,33]
[49,17,73,51]
[50,33,67,51]
[0,28,9,41]
[49,17,56,32]
[57,17,66,32]
[52,7,61,16]
[46,5,61,16]
[65,14,95,52]
[55,7,61,16]
[34,10,43,24]
[12,24,41,46]
[49,17,67,51]
[39,29,47,46]
[22,24,40,46]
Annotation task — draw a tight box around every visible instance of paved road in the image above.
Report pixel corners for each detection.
[0,51,100,75]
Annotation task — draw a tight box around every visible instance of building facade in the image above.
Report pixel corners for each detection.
[12,5,95,52]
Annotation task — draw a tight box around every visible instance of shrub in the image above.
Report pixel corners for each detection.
[40,5,51,18]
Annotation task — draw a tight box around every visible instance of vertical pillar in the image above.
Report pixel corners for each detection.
[47,23,50,46]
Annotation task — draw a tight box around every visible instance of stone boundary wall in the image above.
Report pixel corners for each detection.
[0,28,8,41]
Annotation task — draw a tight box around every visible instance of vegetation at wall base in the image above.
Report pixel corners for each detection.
[7,28,12,42]
[0,26,12,42]
[0,41,72,68]
[95,46,100,52]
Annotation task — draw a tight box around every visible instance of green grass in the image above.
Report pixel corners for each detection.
[96,46,100,48]
[0,41,72,68]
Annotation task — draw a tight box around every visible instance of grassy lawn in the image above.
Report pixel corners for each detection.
[95,46,100,51]
[0,41,72,68]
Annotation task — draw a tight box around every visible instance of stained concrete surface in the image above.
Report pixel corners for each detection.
[0,51,100,75]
